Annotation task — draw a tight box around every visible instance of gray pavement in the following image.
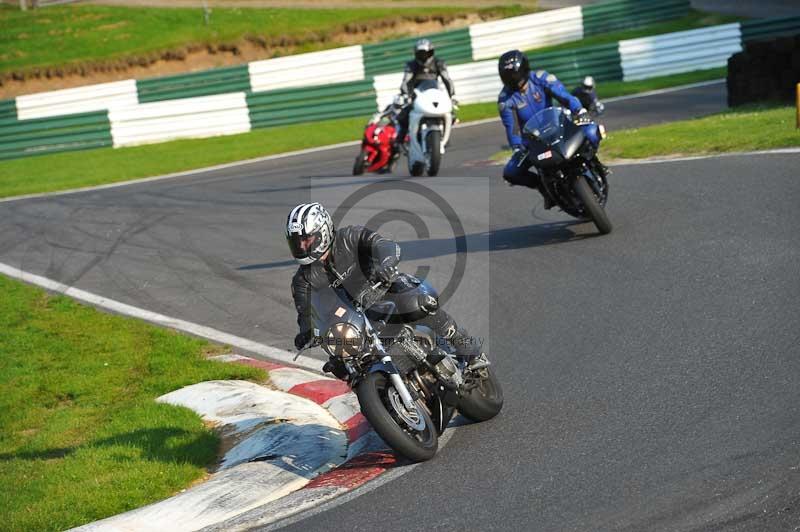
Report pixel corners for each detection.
[2,82,799,530]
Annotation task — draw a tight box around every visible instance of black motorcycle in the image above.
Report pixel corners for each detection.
[298,272,503,462]
[520,106,612,234]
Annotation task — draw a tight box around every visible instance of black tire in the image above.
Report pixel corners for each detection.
[352,149,367,176]
[356,372,438,462]
[574,176,612,235]
[410,161,425,177]
[458,365,504,422]
[426,130,442,176]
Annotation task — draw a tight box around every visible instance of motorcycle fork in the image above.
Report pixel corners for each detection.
[366,317,419,413]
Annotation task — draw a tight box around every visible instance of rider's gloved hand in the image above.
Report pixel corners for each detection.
[574,108,592,126]
[323,357,349,379]
[375,262,399,284]
[294,330,313,350]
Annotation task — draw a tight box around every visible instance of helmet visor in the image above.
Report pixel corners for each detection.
[415,49,434,63]
[500,69,525,89]
[287,233,318,260]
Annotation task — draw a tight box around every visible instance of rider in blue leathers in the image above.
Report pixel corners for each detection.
[497,50,606,206]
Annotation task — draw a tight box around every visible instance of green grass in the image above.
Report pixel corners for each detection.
[490,105,800,163]
[526,9,745,56]
[0,274,265,532]
[0,115,370,198]
[0,4,526,74]
[602,104,800,160]
[596,67,726,99]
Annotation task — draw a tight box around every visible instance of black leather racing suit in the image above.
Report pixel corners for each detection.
[400,58,455,98]
[291,225,479,374]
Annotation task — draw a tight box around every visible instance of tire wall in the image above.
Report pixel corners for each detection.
[727,34,800,107]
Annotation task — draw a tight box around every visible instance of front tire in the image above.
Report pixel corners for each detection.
[426,130,442,176]
[356,372,438,462]
[574,176,612,235]
[458,365,504,422]
[410,161,425,177]
[352,148,367,175]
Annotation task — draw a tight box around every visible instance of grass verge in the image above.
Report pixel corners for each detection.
[0,4,525,76]
[0,274,265,532]
[489,105,800,163]
[602,104,800,160]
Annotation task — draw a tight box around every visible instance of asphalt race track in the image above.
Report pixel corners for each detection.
[2,82,799,531]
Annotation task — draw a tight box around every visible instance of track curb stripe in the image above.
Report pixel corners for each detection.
[203,354,396,530]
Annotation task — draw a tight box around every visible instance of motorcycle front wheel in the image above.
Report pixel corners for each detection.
[352,148,368,176]
[574,175,612,235]
[356,372,438,462]
[426,130,442,176]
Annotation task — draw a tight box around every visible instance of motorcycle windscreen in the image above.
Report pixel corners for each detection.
[309,285,364,337]
[415,79,440,92]
[522,107,567,147]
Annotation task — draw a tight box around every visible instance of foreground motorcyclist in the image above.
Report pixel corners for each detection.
[287,202,481,378]
[497,50,607,208]
[367,93,410,171]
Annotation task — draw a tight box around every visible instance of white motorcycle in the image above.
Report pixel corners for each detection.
[406,80,453,177]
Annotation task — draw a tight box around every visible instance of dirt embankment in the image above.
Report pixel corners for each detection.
[1,12,495,99]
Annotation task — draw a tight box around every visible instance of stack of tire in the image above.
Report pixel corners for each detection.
[727,34,800,107]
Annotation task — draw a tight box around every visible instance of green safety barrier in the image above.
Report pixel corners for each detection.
[582,0,691,37]
[0,111,112,160]
[136,64,251,103]
[0,99,17,121]
[364,27,472,77]
[741,16,800,43]
[528,42,624,87]
[247,79,376,128]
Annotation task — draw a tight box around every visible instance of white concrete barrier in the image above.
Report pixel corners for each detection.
[620,23,742,81]
[469,7,584,61]
[248,46,365,93]
[16,80,138,120]
[109,92,251,147]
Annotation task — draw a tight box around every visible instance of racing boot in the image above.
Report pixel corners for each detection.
[418,308,482,366]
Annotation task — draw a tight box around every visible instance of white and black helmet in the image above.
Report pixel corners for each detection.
[286,203,334,265]
[414,38,435,65]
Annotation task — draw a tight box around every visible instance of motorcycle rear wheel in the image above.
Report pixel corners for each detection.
[356,372,438,462]
[574,176,612,235]
[458,364,504,422]
[352,149,367,176]
[426,130,442,176]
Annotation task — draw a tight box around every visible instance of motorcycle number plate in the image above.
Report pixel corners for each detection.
[537,150,553,161]
[334,307,347,318]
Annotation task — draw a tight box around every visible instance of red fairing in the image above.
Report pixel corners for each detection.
[361,123,397,173]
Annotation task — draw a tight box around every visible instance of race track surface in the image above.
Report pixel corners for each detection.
[2,82,799,531]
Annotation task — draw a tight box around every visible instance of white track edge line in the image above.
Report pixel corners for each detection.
[0,261,321,372]
[611,147,800,167]
[1,80,729,204]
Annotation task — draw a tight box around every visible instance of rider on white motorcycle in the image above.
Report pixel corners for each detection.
[397,39,458,141]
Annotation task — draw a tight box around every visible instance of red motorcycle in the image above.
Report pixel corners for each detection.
[353,122,398,175]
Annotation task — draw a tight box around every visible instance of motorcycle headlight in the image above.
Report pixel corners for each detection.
[323,322,363,358]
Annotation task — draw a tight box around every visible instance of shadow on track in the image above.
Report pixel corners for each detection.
[237,220,590,271]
